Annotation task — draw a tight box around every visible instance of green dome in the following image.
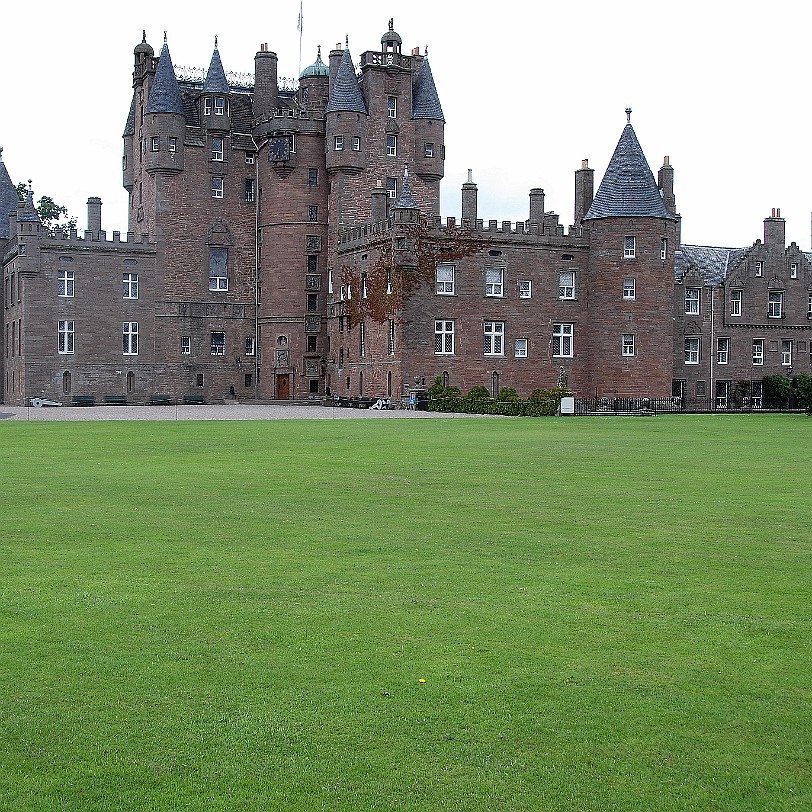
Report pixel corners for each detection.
[300,47,329,79]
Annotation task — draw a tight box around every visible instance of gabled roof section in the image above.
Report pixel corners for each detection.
[123,95,135,137]
[675,245,749,285]
[584,118,673,221]
[0,148,20,239]
[326,47,367,114]
[147,36,185,115]
[203,39,230,94]
[412,57,444,121]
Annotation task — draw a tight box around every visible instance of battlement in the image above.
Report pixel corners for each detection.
[42,229,155,249]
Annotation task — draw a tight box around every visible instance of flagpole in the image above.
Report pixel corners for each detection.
[297,1,303,77]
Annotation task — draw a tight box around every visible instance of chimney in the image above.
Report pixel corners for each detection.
[461,169,477,223]
[658,155,676,215]
[764,208,785,248]
[529,188,545,226]
[574,159,594,226]
[371,181,388,223]
[254,48,278,119]
[87,197,102,237]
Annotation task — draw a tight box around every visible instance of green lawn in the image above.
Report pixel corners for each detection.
[1,415,810,811]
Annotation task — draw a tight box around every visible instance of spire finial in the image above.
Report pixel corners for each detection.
[389,18,394,31]
[425,45,428,56]
[163,31,167,44]
[625,107,632,123]
[214,35,218,48]
[142,30,147,43]
[345,34,349,47]
[317,45,321,59]
[0,146,4,161]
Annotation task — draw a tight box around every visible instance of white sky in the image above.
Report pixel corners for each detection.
[3,0,811,249]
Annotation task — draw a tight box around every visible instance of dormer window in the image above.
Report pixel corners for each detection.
[387,96,397,118]
[214,97,225,115]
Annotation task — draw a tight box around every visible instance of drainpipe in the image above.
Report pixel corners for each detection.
[709,287,715,409]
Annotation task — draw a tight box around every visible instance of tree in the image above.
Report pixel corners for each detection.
[16,182,77,236]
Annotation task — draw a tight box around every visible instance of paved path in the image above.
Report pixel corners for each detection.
[0,403,474,421]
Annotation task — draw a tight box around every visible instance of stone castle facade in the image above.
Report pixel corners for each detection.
[3,22,811,407]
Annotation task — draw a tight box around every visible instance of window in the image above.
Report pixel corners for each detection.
[790,263,798,279]
[361,273,368,298]
[660,238,668,261]
[424,143,434,158]
[558,272,574,299]
[62,371,71,393]
[214,97,225,115]
[484,321,504,355]
[196,373,204,387]
[514,338,528,358]
[211,138,224,161]
[755,261,763,277]
[622,334,635,357]
[169,137,177,153]
[623,276,635,300]
[245,151,255,164]
[123,272,138,299]
[306,335,317,353]
[209,247,228,291]
[624,236,636,258]
[328,269,334,294]
[181,336,191,355]
[307,255,317,273]
[752,338,764,365]
[485,267,504,297]
[684,337,700,364]
[696,380,706,397]
[307,293,318,311]
[245,373,254,388]
[435,265,454,295]
[210,332,225,356]
[150,136,159,152]
[308,168,318,186]
[359,323,366,357]
[58,320,74,355]
[808,292,812,318]
[123,322,138,355]
[781,340,792,366]
[553,323,573,358]
[334,135,344,151]
[387,96,397,118]
[388,319,395,355]
[245,337,256,356]
[204,97,212,116]
[387,135,397,157]
[338,348,344,368]
[244,178,255,202]
[768,291,783,318]
[308,205,318,222]
[685,288,700,314]
[58,269,74,297]
[434,320,455,355]
[515,279,532,299]
[730,289,742,316]
[717,337,729,364]
[211,177,224,199]
[386,177,397,199]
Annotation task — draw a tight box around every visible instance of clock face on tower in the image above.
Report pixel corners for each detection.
[270,136,290,162]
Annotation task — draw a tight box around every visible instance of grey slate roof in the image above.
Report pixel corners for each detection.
[325,48,367,114]
[123,95,135,137]
[147,39,185,115]
[0,149,20,239]
[18,185,41,223]
[203,43,230,94]
[395,168,418,209]
[674,245,749,284]
[584,122,673,221]
[412,57,444,121]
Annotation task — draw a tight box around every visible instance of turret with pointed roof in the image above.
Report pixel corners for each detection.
[203,38,230,94]
[412,57,444,122]
[147,35,184,115]
[326,46,367,114]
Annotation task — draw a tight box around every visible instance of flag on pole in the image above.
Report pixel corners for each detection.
[297,1,303,76]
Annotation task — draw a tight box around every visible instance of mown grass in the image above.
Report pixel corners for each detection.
[0,415,810,811]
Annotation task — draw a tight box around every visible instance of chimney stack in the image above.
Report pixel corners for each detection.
[529,188,545,226]
[658,156,676,215]
[574,159,594,226]
[461,169,477,224]
[87,197,102,237]
[764,208,786,248]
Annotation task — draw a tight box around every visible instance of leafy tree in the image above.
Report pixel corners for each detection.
[16,182,77,236]
[762,375,792,409]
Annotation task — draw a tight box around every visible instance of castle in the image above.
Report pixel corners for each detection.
[3,21,811,408]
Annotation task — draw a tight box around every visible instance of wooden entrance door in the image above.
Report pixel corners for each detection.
[276,374,290,399]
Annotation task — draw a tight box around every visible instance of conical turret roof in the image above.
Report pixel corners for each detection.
[123,95,135,137]
[18,182,41,223]
[395,167,418,209]
[300,46,329,79]
[584,114,672,220]
[413,57,444,121]
[326,47,367,114]
[203,39,230,93]
[0,148,20,239]
[147,36,185,115]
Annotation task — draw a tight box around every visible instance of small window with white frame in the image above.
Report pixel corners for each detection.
[352,136,361,151]
[334,135,344,151]
[424,143,434,158]
[387,135,397,157]
[730,289,742,316]
[684,337,700,364]
[781,339,792,366]
[214,97,226,116]
[553,323,573,358]
[768,291,783,318]
[514,338,528,358]
[752,338,764,365]
[485,267,504,297]
[168,137,177,153]
[58,269,74,298]
[211,177,224,199]
[245,151,255,164]
[435,264,454,295]
[790,262,798,279]
[123,272,138,299]
[210,331,225,356]
[181,336,191,355]
[245,337,256,356]
[386,177,397,199]
[211,138,224,161]
[434,320,455,355]
[150,136,159,152]
[58,320,74,354]
[685,288,700,315]
[484,321,504,356]
[717,337,729,364]
[558,272,574,300]
[755,261,763,277]
[519,280,532,299]
[808,292,812,318]
[623,276,635,300]
[209,247,228,291]
[624,236,636,258]
[660,238,668,261]
[204,97,212,116]
[622,334,635,357]
[123,322,138,356]
[387,96,397,118]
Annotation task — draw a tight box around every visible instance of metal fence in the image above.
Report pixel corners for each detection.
[574,396,805,415]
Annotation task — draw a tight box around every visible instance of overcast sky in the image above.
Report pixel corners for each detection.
[3,0,811,249]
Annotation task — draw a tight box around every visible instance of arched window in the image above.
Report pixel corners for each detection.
[62,371,71,394]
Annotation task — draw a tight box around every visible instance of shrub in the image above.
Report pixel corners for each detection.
[794,374,812,412]
[762,375,792,409]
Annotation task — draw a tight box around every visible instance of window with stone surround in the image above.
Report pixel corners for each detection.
[752,338,764,365]
[514,338,528,358]
[211,177,224,199]
[768,291,783,319]
[622,334,635,357]
[58,320,74,355]
[434,320,455,355]
[623,276,635,300]
[484,321,504,356]
[123,322,138,355]
[553,323,573,358]
[387,135,397,157]
[435,265,454,295]
[485,267,504,297]
[209,247,228,291]
[730,289,742,316]
[123,273,138,299]
[624,236,636,259]
[211,138,224,161]
[684,337,700,364]
[685,288,700,315]
[210,332,225,356]
[58,269,74,298]
[717,337,729,365]
[558,272,574,300]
